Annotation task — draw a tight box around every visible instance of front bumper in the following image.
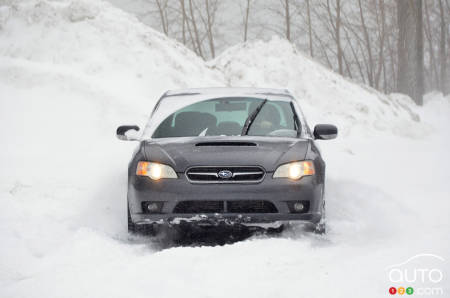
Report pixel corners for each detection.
[128,174,324,226]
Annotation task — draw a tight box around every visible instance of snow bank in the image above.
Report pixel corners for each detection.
[1,1,449,298]
[211,37,427,137]
[0,0,224,183]
[0,0,221,292]
[0,0,222,111]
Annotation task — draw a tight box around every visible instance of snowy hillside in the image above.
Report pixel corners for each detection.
[1,1,449,298]
[0,0,222,200]
[0,0,222,112]
[211,37,425,137]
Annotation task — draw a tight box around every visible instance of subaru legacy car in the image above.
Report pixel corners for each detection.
[117,88,337,235]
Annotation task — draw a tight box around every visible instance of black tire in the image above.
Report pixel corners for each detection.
[313,221,326,234]
[127,205,137,234]
[128,204,156,236]
[313,200,326,234]
[266,224,285,234]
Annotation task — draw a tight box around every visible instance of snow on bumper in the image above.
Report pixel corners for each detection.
[133,212,322,227]
[128,175,324,227]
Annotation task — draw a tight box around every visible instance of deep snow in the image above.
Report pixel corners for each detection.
[0,1,449,297]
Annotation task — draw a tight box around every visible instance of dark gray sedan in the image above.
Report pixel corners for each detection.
[117,88,337,235]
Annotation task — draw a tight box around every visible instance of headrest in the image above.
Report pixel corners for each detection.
[248,103,280,125]
[217,121,241,135]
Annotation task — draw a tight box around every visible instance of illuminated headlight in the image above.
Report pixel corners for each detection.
[136,161,177,180]
[273,161,315,180]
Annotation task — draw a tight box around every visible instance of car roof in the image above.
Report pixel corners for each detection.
[163,87,294,99]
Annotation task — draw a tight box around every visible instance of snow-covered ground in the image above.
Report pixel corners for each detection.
[0,1,449,297]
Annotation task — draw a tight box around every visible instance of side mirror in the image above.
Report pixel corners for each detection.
[313,124,337,140]
[116,125,140,141]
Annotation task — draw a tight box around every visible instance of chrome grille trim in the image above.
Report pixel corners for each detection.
[187,172,219,177]
[232,171,264,176]
[185,166,265,184]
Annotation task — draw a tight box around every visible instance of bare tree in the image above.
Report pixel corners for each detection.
[179,0,187,44]
[423,1,439,90]
[306,0,313,57]
[374,0,386,89]
[243,0,251,42]
[155,0,170,36]
[188,0,204,59]
[134,0,446,96]
[357,0,373,86]
[197,0,218,58]
[324,0,344,75]
[284,0,291,41]
[397,0,424,105]
[438,0,448,94]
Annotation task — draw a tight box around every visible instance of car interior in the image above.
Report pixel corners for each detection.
[152,99,296,138]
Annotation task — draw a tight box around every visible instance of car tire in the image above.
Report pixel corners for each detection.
[128,204,157,236]
[314,201,326,234]
[266,224,285,234]
[127,205,137,234]
[314,221,326,234]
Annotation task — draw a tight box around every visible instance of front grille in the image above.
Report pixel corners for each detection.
[173,200,224,213]
[173,200,278,214]
[186,166,265,183]
[228,200,278,213]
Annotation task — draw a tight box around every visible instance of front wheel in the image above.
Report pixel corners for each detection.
[313,221,326,234]
[127,205,136,234]
[128,205,156,236]
[314,201,326,234]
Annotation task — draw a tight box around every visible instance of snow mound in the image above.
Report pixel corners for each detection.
[0,0,222,283]
[211,37,426,137]
[0,0,225,185]
[0,0,222,112]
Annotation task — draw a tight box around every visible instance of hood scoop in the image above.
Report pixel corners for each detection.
[195,141,257,147]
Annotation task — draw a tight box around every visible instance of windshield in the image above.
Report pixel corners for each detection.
[149,97,300,138]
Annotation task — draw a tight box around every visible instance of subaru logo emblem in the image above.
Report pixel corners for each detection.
[218,170,233,179]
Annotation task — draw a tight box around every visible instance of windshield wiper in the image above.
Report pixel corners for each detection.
[290,101,301,137]
[241,99,267,136]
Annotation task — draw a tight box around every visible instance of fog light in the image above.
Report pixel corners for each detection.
[147,203,159,212]
[142,201,163,213]
[293,202,304,212]
[288,201,310,213]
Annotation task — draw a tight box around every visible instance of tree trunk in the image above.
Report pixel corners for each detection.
[397,0,424,105]
[325,0,343,75]
[180,0,186,44]
[306,0,313,57]
[336,0,343,75]
[243,0,250,42]
[205,0,215,58]
[188,0,204,59]
[438,0,448,94]
[374,0,386,90]
[424,1,439,90]
[358,0,374,87]
[285,0,291,41]
[155,0,169,36]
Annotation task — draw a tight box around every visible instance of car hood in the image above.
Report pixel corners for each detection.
[142,136,310,172]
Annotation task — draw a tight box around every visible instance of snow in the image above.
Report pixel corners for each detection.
[164,87,292,97]
[0,1,449,298]
[210,37,428,138]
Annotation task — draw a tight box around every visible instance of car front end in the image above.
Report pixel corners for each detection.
[118,88,337,235]
[127,136,325,231]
